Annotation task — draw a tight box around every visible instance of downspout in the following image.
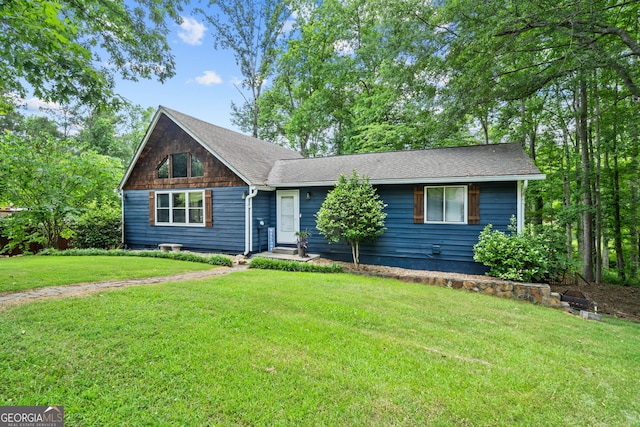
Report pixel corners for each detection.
[517,180,528,233]
[244,186,259,256]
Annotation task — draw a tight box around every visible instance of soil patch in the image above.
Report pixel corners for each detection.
[549,281,640,322]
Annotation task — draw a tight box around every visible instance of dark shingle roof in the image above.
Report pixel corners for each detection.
[160,106,302,185]
[123,107,544,189]
[267,143,544,186]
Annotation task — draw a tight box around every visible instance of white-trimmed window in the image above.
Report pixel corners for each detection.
[156,190,205,226]
[424,185,467,224]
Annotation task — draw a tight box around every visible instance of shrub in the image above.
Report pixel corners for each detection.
[315,170,386,269]
[38,248,233,267]
[72,203,122,249]
[250,257,343,273]
[473,218,575,282]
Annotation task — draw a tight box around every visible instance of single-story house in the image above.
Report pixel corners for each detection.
[119,106,545,274]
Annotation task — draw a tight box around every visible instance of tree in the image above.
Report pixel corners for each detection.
[257,0,463,155]
[315,170,386,268]
[196,0,291,137]
[73,104,154,165]
[0,0,186,112]
[0,130,122,251]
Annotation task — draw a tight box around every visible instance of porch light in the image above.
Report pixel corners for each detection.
[306,192,311,200]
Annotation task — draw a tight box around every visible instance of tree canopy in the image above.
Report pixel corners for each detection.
[0,0,186,112]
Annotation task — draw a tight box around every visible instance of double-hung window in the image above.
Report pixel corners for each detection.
[424,185,467,224]
[156,190,205,226]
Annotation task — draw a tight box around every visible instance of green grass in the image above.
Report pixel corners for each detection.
[1,267,639,425]
[0,256,219,293]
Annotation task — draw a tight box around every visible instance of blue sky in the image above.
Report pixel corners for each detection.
[114,15,244,131]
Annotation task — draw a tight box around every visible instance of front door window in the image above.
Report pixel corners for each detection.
[276,190,299,243]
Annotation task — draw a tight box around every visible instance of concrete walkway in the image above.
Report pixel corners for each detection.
[0,265,249,309]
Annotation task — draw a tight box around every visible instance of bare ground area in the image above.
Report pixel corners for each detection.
[549,281,640,322]
[313,258,640,322]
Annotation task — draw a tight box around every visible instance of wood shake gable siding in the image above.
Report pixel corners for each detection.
[123,114,245,191]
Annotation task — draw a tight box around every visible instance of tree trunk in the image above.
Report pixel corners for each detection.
[351,241,360,269]
[579,78,594,281]
[629,95,639,280]
[562,130,573,261]
[611,89,626,281]
[528,131,543,225]
[593,76,602,284]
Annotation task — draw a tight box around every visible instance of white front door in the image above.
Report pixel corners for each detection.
[276,190,299,244]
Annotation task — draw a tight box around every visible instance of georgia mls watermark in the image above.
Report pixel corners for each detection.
[0,406,64,427]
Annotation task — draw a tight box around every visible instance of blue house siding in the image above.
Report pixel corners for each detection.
[295,182,517,274]
[252,191,274,253]
[123,186,246,253]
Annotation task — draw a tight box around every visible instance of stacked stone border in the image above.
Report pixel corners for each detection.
[353,271,566,310]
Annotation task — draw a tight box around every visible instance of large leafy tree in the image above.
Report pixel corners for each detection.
[72,104,154,165]
[0,0,186,112]
[0,120,122,251]
[315,170,386,269]
[257,0,465,155]
[195,0,291,137]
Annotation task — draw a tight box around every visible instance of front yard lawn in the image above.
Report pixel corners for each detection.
[0,267,639,425]
[0,256,218,293]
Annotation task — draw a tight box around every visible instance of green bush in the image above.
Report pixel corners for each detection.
[473,218,575,282]
[250,257,343,273]
[38,248,233,267]
[72,203,122,249]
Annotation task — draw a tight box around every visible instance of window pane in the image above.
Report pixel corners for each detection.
[173,193,186,207]
[157,193,170,208]
[191,155,204,177]
[281,196,294,232]
[426,187,444,222]
[172,153,188,178]
[189,209,203,223]
[173,208,186,223]
[188,192,203,208]
[157,158,169,179]
[157,209,169,223]
[445,187,465,222]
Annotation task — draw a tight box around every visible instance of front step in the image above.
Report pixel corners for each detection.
[272,246,298,255]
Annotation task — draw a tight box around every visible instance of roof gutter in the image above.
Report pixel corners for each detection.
[244,186,259,256]
[269,174,546,188]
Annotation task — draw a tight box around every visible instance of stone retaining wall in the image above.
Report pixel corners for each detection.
[357,271,565,310]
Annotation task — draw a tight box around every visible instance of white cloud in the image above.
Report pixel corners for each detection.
[178,17,206,46]
[17,96,63,113]
[194,70,223,86]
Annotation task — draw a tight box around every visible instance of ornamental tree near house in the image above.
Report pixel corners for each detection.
[315,170,387,269]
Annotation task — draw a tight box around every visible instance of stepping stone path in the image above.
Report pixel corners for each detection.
[0,265,249,309]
